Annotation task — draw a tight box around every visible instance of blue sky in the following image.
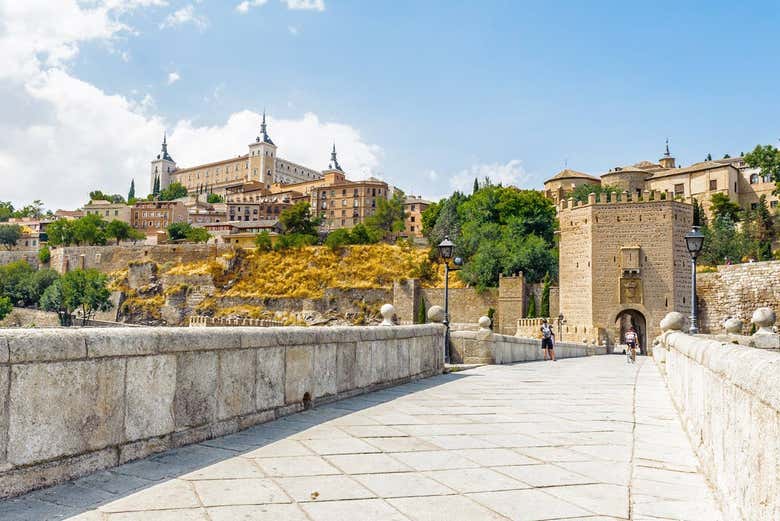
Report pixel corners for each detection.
[2,0,780,208]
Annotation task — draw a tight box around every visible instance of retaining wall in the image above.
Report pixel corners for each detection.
[656,331,780,520]
[49,244,229,274]
[450,330,606,364]
[0,324,444,498]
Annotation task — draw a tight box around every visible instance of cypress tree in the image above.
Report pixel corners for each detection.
[472,178,479,194]
[128,179,135,201]
[416,295,426,324]
[540,273,551,317]
[526,294,537,318]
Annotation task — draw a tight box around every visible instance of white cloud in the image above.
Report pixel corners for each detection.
[167,72,180,85]
[159,4,208,29]
[288,25,299,36]
[283,0,325,11]
[448,160,529,193]
[235,0,268,14]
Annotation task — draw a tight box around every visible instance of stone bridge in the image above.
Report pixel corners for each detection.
[0,322,776,520]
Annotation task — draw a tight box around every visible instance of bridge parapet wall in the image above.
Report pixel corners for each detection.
[450,330,606,364]
[0,324,444,498]
[656,331,780,520]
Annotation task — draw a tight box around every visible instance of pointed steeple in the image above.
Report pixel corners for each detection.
[659,138,676,169]
[160,132,173,161]
[664,138,671,157]
[329,142,342,171]
[257,110,275,145]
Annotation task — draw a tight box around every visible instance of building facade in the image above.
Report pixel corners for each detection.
[131,201,188,233]
[83,200,132,224]
[150,114,322,196]
[543,143,779,217]
[401,195,432,239]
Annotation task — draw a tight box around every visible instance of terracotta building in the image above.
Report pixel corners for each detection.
[401,195,431,239]
[83,200,132,224]
[131,201,188,233]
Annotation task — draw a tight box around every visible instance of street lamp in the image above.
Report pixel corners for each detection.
[437,236,456,362]
[684,226,705,334]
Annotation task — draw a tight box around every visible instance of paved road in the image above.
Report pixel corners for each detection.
[1,356,723,521]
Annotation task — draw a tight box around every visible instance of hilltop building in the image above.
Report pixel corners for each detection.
[401,195,432,239]
[543,142,778,216]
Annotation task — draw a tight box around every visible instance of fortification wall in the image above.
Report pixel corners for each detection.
[49,244,229,274]
[0,308,61,328]
[0,251,39,269]
[0,324,444,498]
[656,331,780,520]
[697,260,780,334]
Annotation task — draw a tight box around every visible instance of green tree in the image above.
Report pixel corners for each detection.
[44,269,112,326]
[0,201,14,222]
[13,200,45,219]
[255,231,273,251]
[23,269,60,307]
[279,202,321,236]
[569,183,620,203]
[128,179,136,202]
[45,219,75,246]
[324,228,351,250]
[540,272,551,317]
[274,233,317,250]
[349,223,380,244]
[167,222,191,241]
[207,193,224,203]
[472,178,479,194]
[106,220,136,244]
[0,296,11,321]
[0,260,35,305]
[706,153,712,161]
[526,294,537,318]
[744,144,780,189]
[710,193,743,223]
[89,191,125,204]
[71,213,108,245]
[365,191,407,241]
[699,215,749,266]
[185,226,210,243]
[158,182,188,201]
[416,295,427,324]
[38,244,51,264]
[723,154,731,159]
[0,224,22,249]
[420,200,442,238]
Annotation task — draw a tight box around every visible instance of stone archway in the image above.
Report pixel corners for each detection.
[615,309,647,355]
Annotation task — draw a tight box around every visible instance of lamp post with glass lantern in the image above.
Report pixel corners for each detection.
[684,226,705,334]
[437,236,462,363]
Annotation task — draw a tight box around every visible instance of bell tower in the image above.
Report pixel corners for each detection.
[150,133,177,193]
[659,138,676,169]
[248,111,277,189]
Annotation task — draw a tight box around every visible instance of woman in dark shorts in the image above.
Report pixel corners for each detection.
[540,319,556,361]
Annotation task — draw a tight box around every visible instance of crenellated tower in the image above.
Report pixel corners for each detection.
[150,133,177,194]
[248,111,278,189]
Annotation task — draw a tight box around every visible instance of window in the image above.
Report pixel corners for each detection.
[674,183,684,196]
[353,199,358,208]
[411,204,416,211]
[750,174,760,184]
[709,179,717,191]
[771,201,778,208]
[410,216,415,222]
[342,200,346,206]
[410,225,415,232]
[763,174,773,183]
[751,203,758,210]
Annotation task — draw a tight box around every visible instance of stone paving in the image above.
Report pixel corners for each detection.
[0,356,723,520]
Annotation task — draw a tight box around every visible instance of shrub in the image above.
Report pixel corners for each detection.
[324,229,351,250]
[38,244,51,264]
[0,296,11,320]
[255,231,273,252]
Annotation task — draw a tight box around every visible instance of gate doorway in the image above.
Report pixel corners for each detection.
[615,309,647,355]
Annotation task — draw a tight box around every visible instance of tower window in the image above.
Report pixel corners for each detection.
[710,179,717,191]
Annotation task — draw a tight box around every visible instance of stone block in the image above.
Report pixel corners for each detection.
[125,355,176,441]
[237,410,275,431]
[0,367,8,466]
[8,359,125,465]
[275,327,320,346]
[284,346,313,405]
[8,329,86,363]
[370,340,389,385]
[85,328,159,358]
[320,328,361,343]
[355,341,372,388]
[119,436,171,464]
[159,328,240,353]
[217,349,256,420]
[173,352,218,429]
[313,343,337,399]
[256,346,285,411]
[239,329,278,349]
[336,342,357,393]
[0,336,8,363]
[392,339,411,380]
[0,448,118,500]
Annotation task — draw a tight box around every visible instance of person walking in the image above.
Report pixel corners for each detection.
[625,326,638,364]
[540,319,556,362]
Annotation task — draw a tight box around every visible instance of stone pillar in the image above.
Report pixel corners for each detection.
[588,193,596,205]
[393,278,420,324]
[498,274,524,335]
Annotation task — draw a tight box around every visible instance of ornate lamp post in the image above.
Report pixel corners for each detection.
[684,226,705,334]
[437,236,460,362]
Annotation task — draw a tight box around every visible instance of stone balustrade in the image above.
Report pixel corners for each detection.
[654,316,780,520]
[188,316,284,328]
[0,324,444,498]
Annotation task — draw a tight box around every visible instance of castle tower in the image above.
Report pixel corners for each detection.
[248,111,278,189]
[557,197,693,351]
[322,143,346,183]
[150,133,177,193]
[659,138,676,169]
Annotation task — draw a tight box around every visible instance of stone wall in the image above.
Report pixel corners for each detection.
[450,330,606,365]
[0,308,61,328]
[697,260,780,334]
[0,324,444,498]
[49,244,230,274]
[656,331,779,520]
[0,251,39,269]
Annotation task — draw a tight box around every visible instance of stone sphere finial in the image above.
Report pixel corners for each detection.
[723,317,743,335]
[660,312,684,332]
[380,304,396,326]
[427,305,445,323]
[478,316,491,331]
[751,307,776,335]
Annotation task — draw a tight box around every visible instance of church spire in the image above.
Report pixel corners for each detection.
[329,142,342,171]
[257,110,275,145]
[664,138,671,157]
[161,132,173,161]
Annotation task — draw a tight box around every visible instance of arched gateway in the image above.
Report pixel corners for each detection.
[615,309,647,355]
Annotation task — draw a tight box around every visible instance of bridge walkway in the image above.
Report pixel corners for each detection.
[0,356,723,520]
